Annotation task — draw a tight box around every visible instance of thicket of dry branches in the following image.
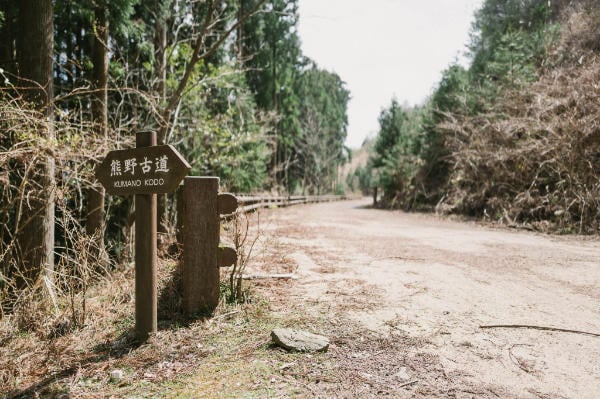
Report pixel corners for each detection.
[0,94,131,331]
[437,7,600,233]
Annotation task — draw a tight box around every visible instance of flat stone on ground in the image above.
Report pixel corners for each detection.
[271,328,329,352]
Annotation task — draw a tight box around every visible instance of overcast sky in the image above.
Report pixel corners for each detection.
[298,0,484,148]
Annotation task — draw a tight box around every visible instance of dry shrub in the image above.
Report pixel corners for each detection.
[0,94,129,336]
[552,1,600,62]
[438,6,600,233]
[220,209,260,303]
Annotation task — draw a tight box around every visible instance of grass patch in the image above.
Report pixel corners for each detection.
[0,253,337,399]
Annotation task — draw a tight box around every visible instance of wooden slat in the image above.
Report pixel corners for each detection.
[218,244,237,267]
[218,193,238,215]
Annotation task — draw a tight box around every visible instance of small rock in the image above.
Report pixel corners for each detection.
[394,367,410,381]
[359,371,374,380]
[271,328,329,352]
[110,369,124,382]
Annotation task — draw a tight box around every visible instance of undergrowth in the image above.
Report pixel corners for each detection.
[437,5,600,233]
[0,256,256,398]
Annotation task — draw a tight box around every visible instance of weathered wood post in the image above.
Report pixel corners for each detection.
[175,186,184,246]
[183,177,220,314]
[180,178,238,315]
[135,131,157,340]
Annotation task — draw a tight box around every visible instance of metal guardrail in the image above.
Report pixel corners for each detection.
[233,194,354,213]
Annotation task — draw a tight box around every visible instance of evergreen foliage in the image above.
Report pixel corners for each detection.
[369,0,560,209]
[368,0,600,233]
[239,0,349,192]
[293,64,350,193]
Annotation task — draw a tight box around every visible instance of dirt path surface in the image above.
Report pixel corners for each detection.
[253,198,600,398]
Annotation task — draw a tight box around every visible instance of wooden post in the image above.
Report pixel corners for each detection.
[135,132,157,340]
[175,185,184,246]
[183,176,220,315]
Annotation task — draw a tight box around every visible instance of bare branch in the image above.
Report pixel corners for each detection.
[160,0,268,141]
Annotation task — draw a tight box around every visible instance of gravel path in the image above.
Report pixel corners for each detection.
[255,198,600,398]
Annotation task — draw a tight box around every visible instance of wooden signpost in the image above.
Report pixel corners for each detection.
[96,132,190,340]
[96,141,190,196]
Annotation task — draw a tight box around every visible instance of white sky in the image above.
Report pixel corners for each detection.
[298,0,484,148]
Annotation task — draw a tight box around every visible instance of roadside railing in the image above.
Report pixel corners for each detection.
[234,194,354,213]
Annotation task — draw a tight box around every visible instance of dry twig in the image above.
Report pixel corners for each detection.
[480,324,600,337]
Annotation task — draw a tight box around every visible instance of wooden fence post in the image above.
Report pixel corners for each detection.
[175,185,184,246]
[182,176,220,315]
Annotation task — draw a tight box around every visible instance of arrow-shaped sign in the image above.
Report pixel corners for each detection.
[96,145,191,195]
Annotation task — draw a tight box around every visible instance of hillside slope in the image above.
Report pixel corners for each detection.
[370,0,600,233]
[437,4,600,233]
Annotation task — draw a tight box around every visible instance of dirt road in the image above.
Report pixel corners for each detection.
[253,198,600,398]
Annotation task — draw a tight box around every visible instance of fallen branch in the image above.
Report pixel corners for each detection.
[242,273,297,280]
[369,256,425,264]
[207,310,240,326]
[213,310,239,320]
[479,324,600,337]
[398,380,418,388]
[508,344,534,373]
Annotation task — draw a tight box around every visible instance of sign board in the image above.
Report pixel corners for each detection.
[96,145,191,195]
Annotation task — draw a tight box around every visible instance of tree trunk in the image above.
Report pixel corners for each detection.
[156,12,169,234]
[16,0,55,283]
[86,5,109,261]
[237,0,244,61]
[272,40,280,189]
[65,2,74,91]
[0,1,17,75]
